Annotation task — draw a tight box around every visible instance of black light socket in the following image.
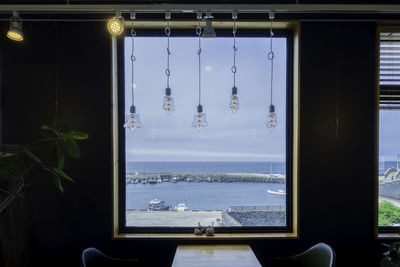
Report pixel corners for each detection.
[197,104,203,113]
[130,105,136,113]
[269,104,275,113]
[165,87,171,96]
[232,86,238,95]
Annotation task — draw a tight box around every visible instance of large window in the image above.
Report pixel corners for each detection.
[378,29,400,231]
[116,28,295,235]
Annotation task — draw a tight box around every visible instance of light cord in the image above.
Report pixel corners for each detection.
[165,19,171,88]
[268,16,275,106]
[130,26,136,107]
[196,19,202,106]
[232,18,238,87]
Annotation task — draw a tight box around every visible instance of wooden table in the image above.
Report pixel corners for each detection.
[171,244,262,267]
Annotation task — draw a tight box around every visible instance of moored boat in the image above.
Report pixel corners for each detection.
[175,203,189,212]
[148,199,170,211]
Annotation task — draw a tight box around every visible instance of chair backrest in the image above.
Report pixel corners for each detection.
[288,243,336,267]
[81,247,109,267]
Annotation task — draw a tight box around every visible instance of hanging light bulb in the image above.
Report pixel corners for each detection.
[267,104,277,129]
[266,11,277,131]
[124,105,142,133]
[124,14,142,133]
[107,11,124,36]
[163,12,175,114]
[229,11,239,113]
[230,87,239,113]
[163,87,175,114]
[192,104,208,131]
[7,11,23,42]
[192,12,208,131]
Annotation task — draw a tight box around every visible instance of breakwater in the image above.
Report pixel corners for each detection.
[126,172,285,183]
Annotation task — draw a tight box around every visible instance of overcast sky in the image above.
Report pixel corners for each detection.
[124,36,287,162]
[380,110,400,161]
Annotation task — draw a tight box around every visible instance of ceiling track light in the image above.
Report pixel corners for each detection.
[7,11,23,42]
[202,10,216,38]
[107,10,124,36]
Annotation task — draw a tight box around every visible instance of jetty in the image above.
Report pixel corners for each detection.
[126,172,285,184]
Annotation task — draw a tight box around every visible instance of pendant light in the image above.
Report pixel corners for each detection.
[267,11,277,130]
[163,11,175,114]
[191,12,208,131]
[229,11,239,113]
[124,12,142,133]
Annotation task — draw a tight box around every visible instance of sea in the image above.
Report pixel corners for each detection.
[126,161,287,211]
[126,161,286,175]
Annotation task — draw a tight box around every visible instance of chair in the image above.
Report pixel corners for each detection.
[275,243,336,267]
[81,247,139,267]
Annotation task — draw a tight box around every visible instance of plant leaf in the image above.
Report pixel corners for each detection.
[63,136,80,159]
[67,131,89,140]
[49,166,74,183]
[51,175,64,193]
[52,120,71,134]
[52,145,64,169]
[20,147,42,165]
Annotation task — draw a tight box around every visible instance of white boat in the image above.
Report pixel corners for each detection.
[175,203,189,212]
[148,199,169,211]
[267,189,286,195]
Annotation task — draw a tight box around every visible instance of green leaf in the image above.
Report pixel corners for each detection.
[51,175,64,193]
[49,166,74,183]
[52,145,64,169]
[67,131,89,140]
[63,136,80,159]
[41,124,57,135]
[52,120,71,134]
[20,147,42,165]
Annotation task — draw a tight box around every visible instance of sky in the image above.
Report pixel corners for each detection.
[379,110,400,161]
[124,36,287,162]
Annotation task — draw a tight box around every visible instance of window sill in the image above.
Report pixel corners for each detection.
[378,233,400,239]
[112,231,298,240]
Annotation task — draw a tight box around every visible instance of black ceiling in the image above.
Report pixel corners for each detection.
[1,0,400,4]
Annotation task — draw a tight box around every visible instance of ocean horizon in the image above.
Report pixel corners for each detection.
[126,161,286,175]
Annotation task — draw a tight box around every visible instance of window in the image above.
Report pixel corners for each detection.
[113,25,298,237]
[378,28,400,232]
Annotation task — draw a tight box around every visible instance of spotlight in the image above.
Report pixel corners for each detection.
[7,11,23,42]
[107,11,124,36]
[202,11,216,38]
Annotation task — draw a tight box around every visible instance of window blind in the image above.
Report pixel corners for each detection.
[380,30,400,109]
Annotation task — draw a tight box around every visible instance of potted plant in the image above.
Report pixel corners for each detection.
[382,242,400,267]
[0,120,88,267]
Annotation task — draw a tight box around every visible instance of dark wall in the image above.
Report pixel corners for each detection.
[0,20,381,266]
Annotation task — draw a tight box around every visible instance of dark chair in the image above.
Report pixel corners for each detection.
[81,247,139,267]
[275,243,336,267]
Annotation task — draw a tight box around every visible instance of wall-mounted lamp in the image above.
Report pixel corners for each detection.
[7,11,23,42]
[107,11,124,36]
[202,11,216,38]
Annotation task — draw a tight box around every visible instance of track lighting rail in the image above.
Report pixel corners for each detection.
[0,4,400,14]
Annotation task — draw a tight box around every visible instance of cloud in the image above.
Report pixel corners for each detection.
[205,66,213,72]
